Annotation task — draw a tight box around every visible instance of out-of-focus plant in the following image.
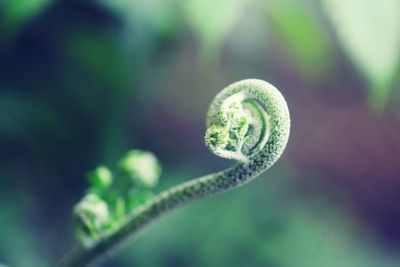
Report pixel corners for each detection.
[264,0,333,79]
[73,151,161,247]
[0,0,52,40]
[183,0,249,58]
[323,0,400,110]
[60,79,290,266]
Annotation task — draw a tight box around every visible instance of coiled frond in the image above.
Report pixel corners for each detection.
[61,79,290,267]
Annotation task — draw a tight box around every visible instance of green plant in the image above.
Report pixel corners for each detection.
[60,79,291,267]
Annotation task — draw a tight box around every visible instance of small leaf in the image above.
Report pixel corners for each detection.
[119,150,161,188]
[323,0,400,110]
[87,166,113,190]
[73,194,113,247]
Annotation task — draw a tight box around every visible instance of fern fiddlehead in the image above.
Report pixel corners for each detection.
[60,79,290,267]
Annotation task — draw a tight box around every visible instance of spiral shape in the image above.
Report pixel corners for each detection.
[205,79,290,164]
[60,79,290,267]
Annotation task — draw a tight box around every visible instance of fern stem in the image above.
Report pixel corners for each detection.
[60,79,290,267]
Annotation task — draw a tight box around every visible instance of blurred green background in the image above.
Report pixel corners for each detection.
[1,0,400,266]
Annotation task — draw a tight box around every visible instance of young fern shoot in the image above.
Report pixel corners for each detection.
[61,79,291,267]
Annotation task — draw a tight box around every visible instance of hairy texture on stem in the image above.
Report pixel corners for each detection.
[60,79,290,267]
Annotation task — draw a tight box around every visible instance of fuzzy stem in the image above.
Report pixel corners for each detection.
[60,79,290,267]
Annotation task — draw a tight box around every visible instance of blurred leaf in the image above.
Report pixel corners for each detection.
[0,0,52,40]
[99,0,180,37]
[183,0,249,59]
[264,0,333,79]
[323,0,400,110]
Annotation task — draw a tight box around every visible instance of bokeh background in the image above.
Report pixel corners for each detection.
[1,0,400,266]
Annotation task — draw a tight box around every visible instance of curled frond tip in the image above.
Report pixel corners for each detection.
[205,79,290,166]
